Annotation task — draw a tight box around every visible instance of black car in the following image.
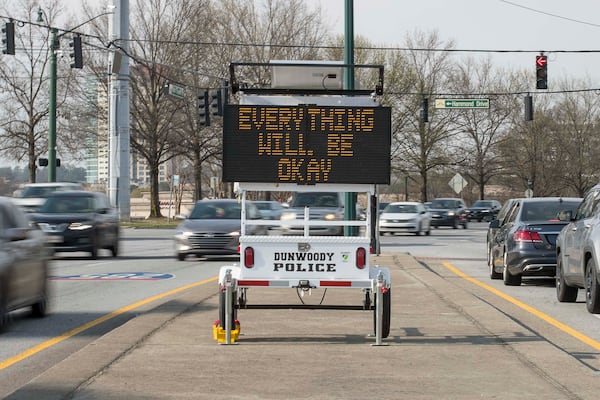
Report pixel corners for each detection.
[488,197,582,286]
[30,191,120,259]
[428,198,468,229]
[0,197,50,331]
[465,199,502,222]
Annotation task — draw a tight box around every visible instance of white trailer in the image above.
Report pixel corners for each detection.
[215,61,391,343]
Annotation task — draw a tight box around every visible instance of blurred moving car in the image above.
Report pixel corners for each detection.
[379,202,431,236]
[0,197,50,331]
[465,199,502,222]
[428,198,468,229]
[174,199,267,261]
[29,191,120,259]
[556,184,600,313]
[254,201,286,222]
[279,192,346,236]
[488,197,581,286]
[12,182,83,213]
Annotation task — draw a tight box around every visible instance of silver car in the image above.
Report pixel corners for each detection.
[0,197,50,331]
[379,201,431,236]
[174,199,267,261]
[556,184,600,313]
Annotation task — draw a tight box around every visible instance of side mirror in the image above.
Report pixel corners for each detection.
[489,219,501,229]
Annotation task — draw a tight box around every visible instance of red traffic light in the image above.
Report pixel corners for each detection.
[536,55,547,67]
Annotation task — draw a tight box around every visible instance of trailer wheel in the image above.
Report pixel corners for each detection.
[218,289,237,327]
[373,288,391,338]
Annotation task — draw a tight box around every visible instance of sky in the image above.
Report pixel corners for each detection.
[315,0,600,88]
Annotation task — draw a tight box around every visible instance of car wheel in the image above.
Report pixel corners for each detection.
[415,223,421,236]
[489,248,501,280]
[556,256,578,302]
[177,253,186,261]
[109,240,119,258]
[425,227,431,236]
[31,292,48,318]
[0,282,9,332]
[585,258,600,313]
[502,250,521,286]
[462,221,468,229]
[90,234,99,259]
[373,288,391,339]
[452,218,458,229]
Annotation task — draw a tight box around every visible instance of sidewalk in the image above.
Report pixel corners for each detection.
[7,254,600,399]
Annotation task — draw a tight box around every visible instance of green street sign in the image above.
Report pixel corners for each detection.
[168,84,185,99]
[434,99,489,109]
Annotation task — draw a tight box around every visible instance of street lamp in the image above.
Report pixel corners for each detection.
[36,8,113,182]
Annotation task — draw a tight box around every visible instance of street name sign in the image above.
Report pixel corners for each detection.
[435,99,489,109]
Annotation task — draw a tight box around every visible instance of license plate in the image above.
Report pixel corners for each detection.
[47,235,63,243]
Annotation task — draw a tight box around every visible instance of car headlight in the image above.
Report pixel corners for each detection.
[229,231,241,236]
[175,229,193,238]
[68,222,94,231]
[447,211,455,216]
[281,212,297,221]
[324,213,341,221]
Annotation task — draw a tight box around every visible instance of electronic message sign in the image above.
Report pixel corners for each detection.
[222,105,391,184]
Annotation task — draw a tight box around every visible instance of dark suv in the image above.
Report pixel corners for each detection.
[429,198,468,229]
[465,199,502,222]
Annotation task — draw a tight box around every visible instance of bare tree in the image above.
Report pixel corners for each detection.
[0,0,80,182]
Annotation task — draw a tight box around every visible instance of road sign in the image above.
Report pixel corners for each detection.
[449,173,468,194]
[168,83,185,99]
[435,99,489,109]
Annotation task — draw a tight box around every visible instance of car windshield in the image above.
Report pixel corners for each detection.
[40,196,94,213]
[430,200,457,209]
[291,193,339,208]
[255,203,272,211]
[521,200,580,222]
[471,200,492,208]
[20,186,60,198]
[384,204,417,213]
[189,202,242,220]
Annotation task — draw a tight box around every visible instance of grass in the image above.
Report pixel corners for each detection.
[120,217,180,229]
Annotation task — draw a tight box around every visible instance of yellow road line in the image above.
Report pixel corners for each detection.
[442,262,600,351]
[0,276,218,371]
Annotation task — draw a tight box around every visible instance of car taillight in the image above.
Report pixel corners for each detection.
[244,247,254,268]
[513,230,543,243]
[356,247,366,269]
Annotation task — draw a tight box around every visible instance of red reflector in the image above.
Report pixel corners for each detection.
[513,230,542,243]
[320,281,352,287]
[244,247,254,268]
[356,247,366,269]
[237,280,269,287]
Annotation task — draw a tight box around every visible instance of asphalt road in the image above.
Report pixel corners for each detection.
[3,224,600,398]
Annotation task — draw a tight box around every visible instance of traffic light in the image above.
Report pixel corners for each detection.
[2,21,15,55]
[210,90,222,116]
[198,90,210,126]
[524,95,533,121]
[69,35,83,69]
[535,55,547,90]
[420,98,429,122]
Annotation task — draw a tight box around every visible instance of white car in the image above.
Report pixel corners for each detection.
[379,201,431,236]
[12,182,83,213]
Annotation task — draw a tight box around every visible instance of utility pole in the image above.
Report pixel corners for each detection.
[48,28,58,182]
[344,0,357,236]
[108,0,131,221]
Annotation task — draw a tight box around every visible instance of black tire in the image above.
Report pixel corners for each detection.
[176,253,186,261]
[218,289,237,327]
[425,228,431,236]
[373,288,391,339]
[90,234,98,259]
[31,293,48,318]
[502,250,521,286]
[556,256,578,302]
[452,218,458,229]
[415,223,421,236]
[0,280,9,332]
[585,258,600,313]
[488,248,501,280]
[109,240,119,258]
[462,221,468,229]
